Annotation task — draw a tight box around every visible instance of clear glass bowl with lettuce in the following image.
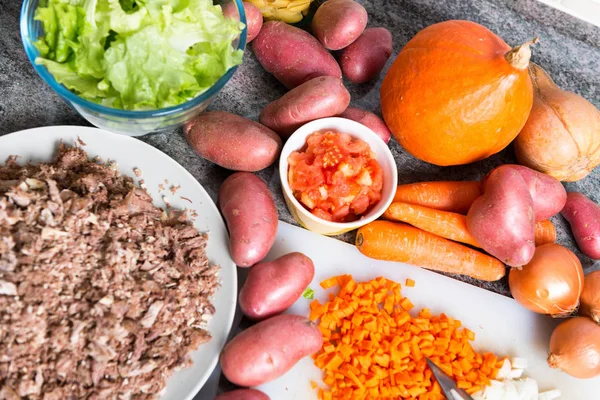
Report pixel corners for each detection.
[21,0,247,136]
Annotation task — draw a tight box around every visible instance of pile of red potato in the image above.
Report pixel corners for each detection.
[182,0,600,397]
[185,0,393,177]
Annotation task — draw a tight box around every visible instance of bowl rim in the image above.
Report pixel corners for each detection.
[20,0,248,118]
[279,117,399,230]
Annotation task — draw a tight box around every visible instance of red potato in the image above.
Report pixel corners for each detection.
[239,252,315,320]
[259,76,351,138]
[216,389,270,400]
[311,0,368,51]
[339,107,392,143]
[218,173,278,267]
[223,1,263,43]
[486,165,566,221]
[252,21,342,89]
[561,192,600,259]
[220,314,322,387]
[184,111,281,172]
[340,27,393,84]
[467,165,536,267]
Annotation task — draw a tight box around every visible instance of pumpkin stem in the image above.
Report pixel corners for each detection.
[505,37,539,70]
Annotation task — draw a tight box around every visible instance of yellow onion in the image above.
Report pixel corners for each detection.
[580,270,600,324]
[548,317,600,378]
[509,243,584,317]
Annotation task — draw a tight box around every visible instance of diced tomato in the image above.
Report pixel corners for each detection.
[288,131,385,223]
[312,208,334,222]
[331,204,351,221]
[351,192,371,215]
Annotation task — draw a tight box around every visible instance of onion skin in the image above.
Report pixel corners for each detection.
[548,317,600,378]
[580,271,600,324]
[509,243,584,317]
[514,63,600,182]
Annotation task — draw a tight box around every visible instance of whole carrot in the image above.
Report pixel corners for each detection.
[384,203,557,250]
[535,220,556,246]
[383,202,480,247]
[393,181,482,214]
[356,221,506,281]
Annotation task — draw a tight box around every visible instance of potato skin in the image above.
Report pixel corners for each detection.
[184,111,281,172]
[340,27,393,83]
[467,165,535,267]
[216,389,270,400]
[312,0,368,51]
[220,314,322,387]
[508,165,567,221]
[239,252,315,320]
[483,165,566,221]
[561,192,600,259]
[218,173,278,267]
[223,1,263,43]
[260,76,351,137]
[339,107,392,143]
[252,21,342,89]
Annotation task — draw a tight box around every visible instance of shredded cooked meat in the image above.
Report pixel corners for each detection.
[0,144,219,399]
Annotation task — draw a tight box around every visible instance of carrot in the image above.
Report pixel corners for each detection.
[310,275,504,400]
[356,221,506,281]
[535,220,556,246]
[384,202,555,250]
[383,202,481,247]
[392,181,482,214]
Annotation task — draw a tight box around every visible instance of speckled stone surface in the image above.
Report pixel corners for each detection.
[1,0,600,295]
[1,1,600,398]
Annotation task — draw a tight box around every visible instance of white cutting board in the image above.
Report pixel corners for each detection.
[255,222,600,399]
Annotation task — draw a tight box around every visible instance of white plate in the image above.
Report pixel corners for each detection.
[0,125,237,400]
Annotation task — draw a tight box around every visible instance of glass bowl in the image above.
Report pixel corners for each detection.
[20,0,247,137]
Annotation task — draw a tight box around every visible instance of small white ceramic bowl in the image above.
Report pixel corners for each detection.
[279,117,398,236]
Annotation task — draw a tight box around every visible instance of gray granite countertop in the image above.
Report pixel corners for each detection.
[1,0,600,398]
[2,0,599,296]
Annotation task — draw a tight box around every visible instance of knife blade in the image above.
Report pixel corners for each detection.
[426,357,475,400]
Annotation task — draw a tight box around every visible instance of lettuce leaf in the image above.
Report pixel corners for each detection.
[34,0,243,110]
[302,287,315,300]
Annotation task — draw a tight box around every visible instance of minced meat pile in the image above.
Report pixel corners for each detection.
[0,144,219,399]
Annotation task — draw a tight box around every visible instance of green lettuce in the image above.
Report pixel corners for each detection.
[34,0,244,110]
[302,287,315,300]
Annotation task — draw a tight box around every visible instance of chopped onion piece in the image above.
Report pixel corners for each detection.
[539,390,562,400]
[510,368,524,378]
[514,377,538,400]
[512,357,528,369]
[504,380,520,400]
[496,359,513,380]
[471,357,560,399]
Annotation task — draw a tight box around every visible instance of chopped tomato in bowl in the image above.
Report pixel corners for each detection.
[288,131,384,223]
[279,117,397,236]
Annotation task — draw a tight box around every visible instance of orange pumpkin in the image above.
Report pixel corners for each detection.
[380,20,536,166]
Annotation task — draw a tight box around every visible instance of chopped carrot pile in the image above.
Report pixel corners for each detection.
[309,275,504,400]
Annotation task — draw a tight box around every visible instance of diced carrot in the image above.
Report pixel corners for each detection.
[311,275,504,399]
[321,276,339,289]
[400,297,414,311]
[405,278,415,287]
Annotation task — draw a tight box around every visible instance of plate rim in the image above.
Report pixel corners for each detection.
[0,125,237,400]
